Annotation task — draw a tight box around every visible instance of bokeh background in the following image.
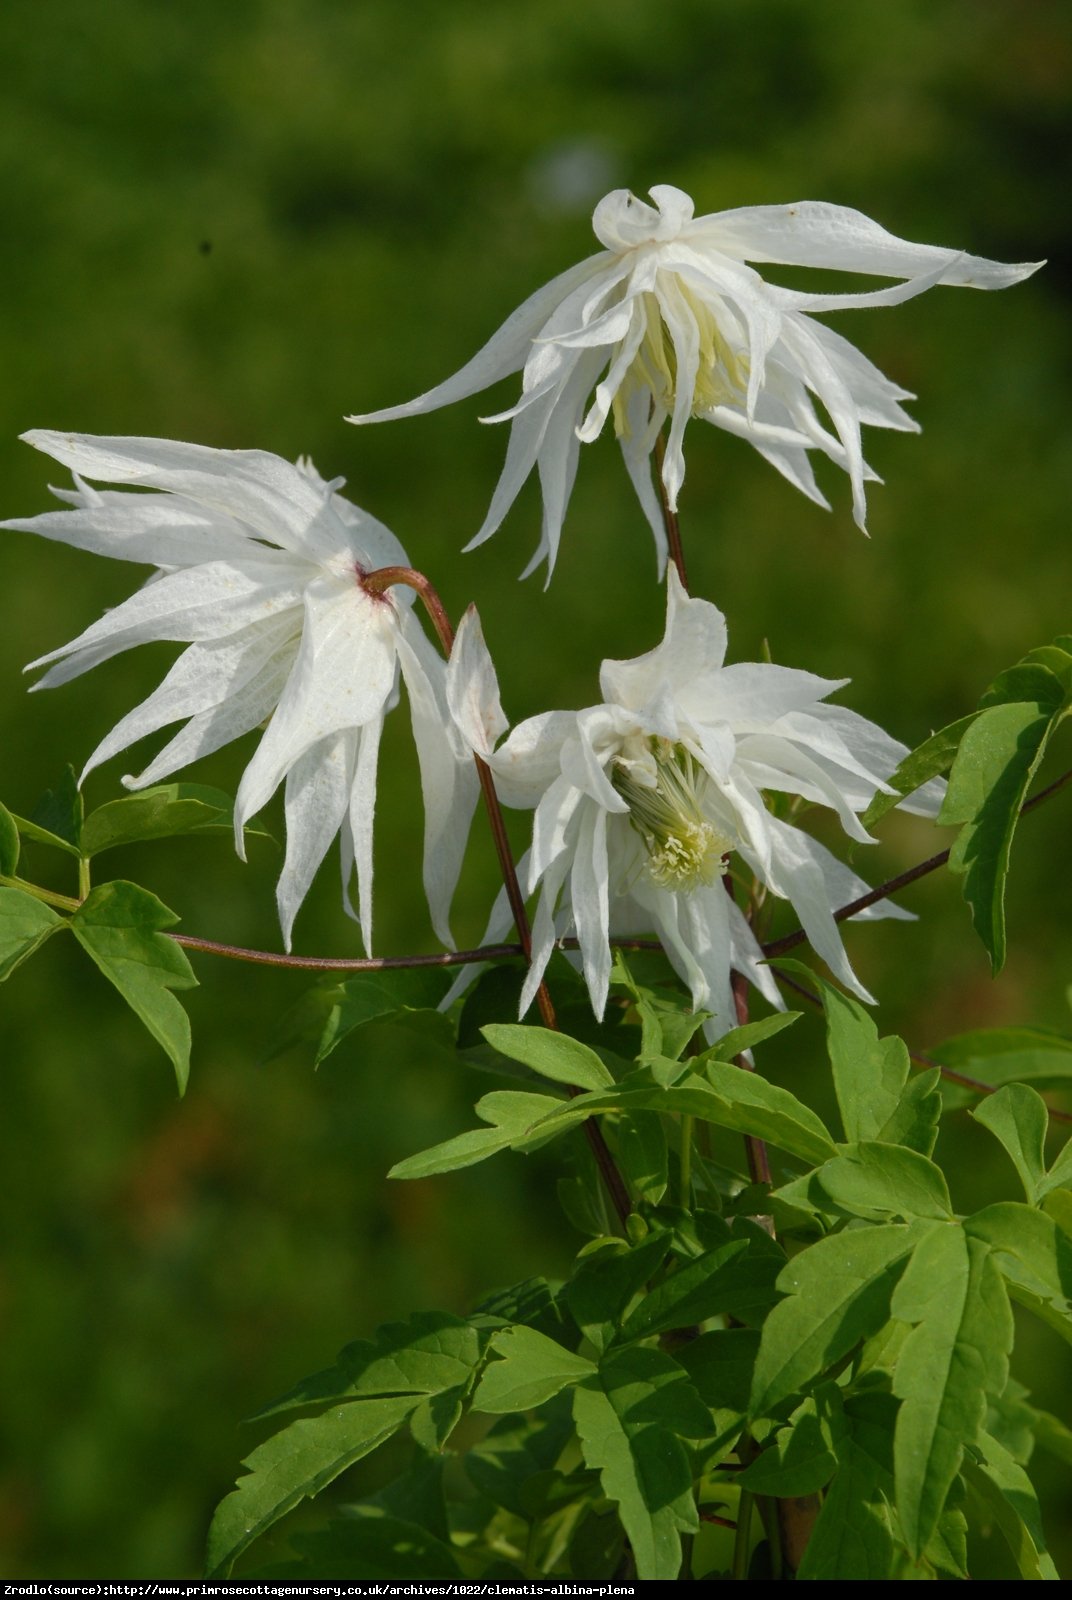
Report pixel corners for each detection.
[1,0,1070,1577]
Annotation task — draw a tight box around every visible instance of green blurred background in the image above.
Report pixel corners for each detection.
[1,0,1070,1577]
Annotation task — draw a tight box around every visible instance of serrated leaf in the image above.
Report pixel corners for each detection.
[0,802,20,875]
[750,1223,924,1417]
[565,1233,672,1346]
[875,1069,942,1157]
[817,1142,952,1222]
[205,1395,417,1577]
[962,1431,1059,1580]
[615,1111,668,1205]
[971,1083,1048,1202]
[620,1239,780,1340]
[80,782,272,856]
[891,1227,1013,1558]
[474,1277,569,1340]
[573,1346,710,1579]
[29,764,83,850]
[389,1089,560,1180]
[939,698,1064,972]
[252,1311,483,1421]
[738,1392,839,1496]
[0,885,65,980]
[69,880,197,1092]
[860,713,978,830]
[481,1023,615,1091]
[473,1325,596,1413]
[312,967,453,1064]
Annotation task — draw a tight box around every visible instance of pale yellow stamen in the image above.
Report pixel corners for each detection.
[612,738,734,892]
[611,288,749,438]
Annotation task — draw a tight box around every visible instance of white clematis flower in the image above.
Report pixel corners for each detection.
[6,431,478,951]
[350,185,1041,577]
[448,572,943,1036]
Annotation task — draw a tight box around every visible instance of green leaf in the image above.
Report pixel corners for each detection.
[465,1401,577,1518]
[0,885,65,980]
[29,764,83,850]
[481,1023,615,1091]
[1040,1129,1072,1199]
[810,975,911,1144]
[620,1239,780,1340]
[610,949,706,1061]
[796,1390,898,1580]
[860,713,978,830]
[931,1025,1072,1107]
[965,1201,1072,1342]
[962,1431,1059,1580]
[737,1392,839,1496]
[875,1069,942,1157]
[565,1232,672,1345]
[0,802,20,875]
[389,1089,560,1180]
[205,1394,418,1577]
[69,881,197,1093]
[311,967,453,1064]
[971,1083,1048,1202]
[1032,1406,1072,1468]
[262,1513,462,1581]
[5,811,81,857]
[80,782,272,856]
[573,1346,710,1579]
[702,1010,801,1063]
[891,1227,1013,1558]
[939,697,1064,972]
[816,1142,952,1222]
[615,1111,668,1204]
[676,1327,758,1417]
[750,1223,924,1417]
[472,1326,596,1414]
[252,1311,483,1421]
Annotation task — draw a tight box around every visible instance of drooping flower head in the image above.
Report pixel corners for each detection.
[5,432,477,951]
[448,572,942,1036]
[350,185,1041,578]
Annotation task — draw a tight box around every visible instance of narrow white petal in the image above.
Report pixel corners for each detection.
[347,255,609,425]
[600,567,728,709]
[82,612,301,779]
[277,731,359,950]
[125,644,295,792]
[518,846,573,1018]
[28,557,306,677]
[736,733,875,843]
[529,771,584,885]
[699,201,1044,288]
[19,432,354,564]
[569,803,611,1018]
[752,815,875,1002]
[463,384,566,553]
[447,605,508,759]
[233,578,397,833]
[681,660,848,731]
[617,388,669,576]
[490,713,576,811]
[396,612,480,949]
[530,347,606,578]
[347,716,385,953]
[1,493,258,568]
[789,828,914,925]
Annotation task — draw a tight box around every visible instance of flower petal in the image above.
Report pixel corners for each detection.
[601,567,728,709]
[277,730,359,950]
[700,201,1044,288]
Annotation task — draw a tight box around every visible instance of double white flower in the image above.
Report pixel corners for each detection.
[449,571,942,1035]
[6,432,477,950]
[351,185,1041,576]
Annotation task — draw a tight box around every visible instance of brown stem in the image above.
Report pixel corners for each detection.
[763,763,1072,960]
[653,434,689,591]
[171,935,526,971]
[360,564,632,1227]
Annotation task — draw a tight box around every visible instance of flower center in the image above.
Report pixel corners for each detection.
[611,287,749,438]
[611,738,734,892]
